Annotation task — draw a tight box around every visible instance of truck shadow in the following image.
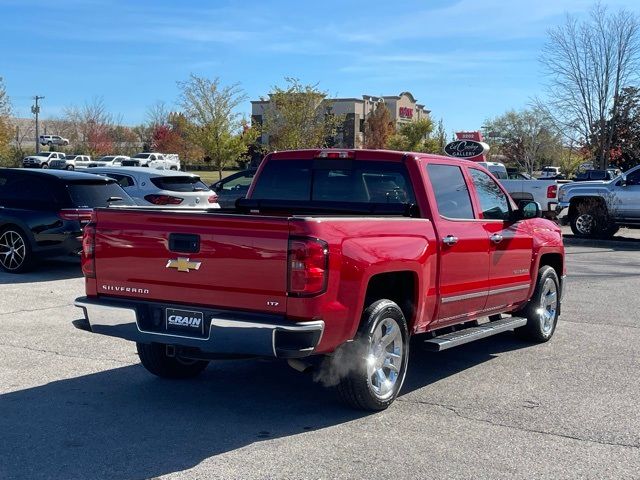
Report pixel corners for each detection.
[0,259,82,285]
[0,333,526,480]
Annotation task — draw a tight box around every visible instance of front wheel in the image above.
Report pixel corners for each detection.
[0,227,33,273]
[515,266,560,343]
[41,163,49,169]
[136,343,209,379]
[336,299,409,411]
[66,165,75,171]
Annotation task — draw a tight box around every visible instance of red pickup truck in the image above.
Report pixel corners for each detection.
[74,149,565,410]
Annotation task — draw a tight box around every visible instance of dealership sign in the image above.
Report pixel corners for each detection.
[444,140,489,159]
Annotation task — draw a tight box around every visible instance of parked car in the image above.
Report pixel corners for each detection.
[123,152,180,170]
[477,161,508,179]
[499,176,568,219]
[0,168,135,273]
[540,166,562,178]
[86,167,219,208]
[49,154,91,170]
[210,169,256,208]
[88,155,129,168]
[557,165,640,237]
[74,149,565,411]
[39,135,69,146]
[22,152,65,169]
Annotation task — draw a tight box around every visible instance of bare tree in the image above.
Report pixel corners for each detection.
[146,100,170,128]
[541,3,640,168]
[0,77,12,163]
[62,97,114,155]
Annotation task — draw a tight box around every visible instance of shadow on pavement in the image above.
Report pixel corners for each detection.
[0,258,82,284]
[0,331,530,480]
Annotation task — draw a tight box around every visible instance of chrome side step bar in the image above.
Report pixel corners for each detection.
[423,316,527,352]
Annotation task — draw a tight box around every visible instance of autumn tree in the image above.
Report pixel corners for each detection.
[541,3,640,168]
[178,74,256,179]
[63,98,113,155]
[598,86,640,171]
[482,108,563,174]
[261,78,341,151]
[0,77,12,165]
[364,102,394,149]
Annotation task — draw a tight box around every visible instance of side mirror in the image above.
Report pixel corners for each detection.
[620,174,628,186]
[512,200,542,221]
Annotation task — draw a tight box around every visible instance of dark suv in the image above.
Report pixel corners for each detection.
[0,168,135,273]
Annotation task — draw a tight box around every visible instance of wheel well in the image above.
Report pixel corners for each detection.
[364,271,417,327]
[568,196,606,218]
[539,253,563,280]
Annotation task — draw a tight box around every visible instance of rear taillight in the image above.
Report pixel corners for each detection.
[59,208,93,223]
[547,184,557,199]
[144,194,184,205]
[287,237,329,296]
[81,222,96,278]
[208,193,219,204]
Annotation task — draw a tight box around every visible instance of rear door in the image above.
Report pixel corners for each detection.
[467,167,533,311]
[615,167,640,219]
[424,163,490,325]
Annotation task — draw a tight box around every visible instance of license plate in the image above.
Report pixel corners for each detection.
[165,308,205,336]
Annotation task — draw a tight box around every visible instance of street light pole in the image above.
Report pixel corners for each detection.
[31,95,44,153]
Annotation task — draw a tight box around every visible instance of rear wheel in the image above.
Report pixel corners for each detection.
[41,163,49,169]
[136,343,209,379]
[66,165,75,171]
[515,266,560,343]
[336,299,409,411]
[0,227,33,273]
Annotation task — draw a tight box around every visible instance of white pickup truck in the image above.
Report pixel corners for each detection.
[500,172,569,219]
[123,152,180,170]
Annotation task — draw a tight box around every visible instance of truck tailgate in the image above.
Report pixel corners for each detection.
[93,209,289,314]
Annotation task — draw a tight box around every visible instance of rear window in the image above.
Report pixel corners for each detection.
[251,159,415,204]
[150,176,209,192]
[67,181,135,207]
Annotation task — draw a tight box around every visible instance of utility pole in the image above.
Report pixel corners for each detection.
[31,96,44,153]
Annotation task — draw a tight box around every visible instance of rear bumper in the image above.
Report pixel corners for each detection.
[74,296,324,359]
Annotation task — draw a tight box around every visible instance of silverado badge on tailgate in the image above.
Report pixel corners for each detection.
[166,257,201,273]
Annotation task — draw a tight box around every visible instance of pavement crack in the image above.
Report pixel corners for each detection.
[0,303,74,317]
[0,342,132,365]
[397,398,639,449]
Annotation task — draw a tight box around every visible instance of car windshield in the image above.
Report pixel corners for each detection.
[98,156,115,162]
[150,176,209,192]
[133,153,151,159]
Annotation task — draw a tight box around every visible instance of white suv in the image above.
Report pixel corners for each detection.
[22,152,65,168]
[39,135,69,146]
[49,154,91,170]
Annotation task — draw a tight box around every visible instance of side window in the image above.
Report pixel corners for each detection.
[626,168,640,186]
[222,173,253,192]
[426,164,474,219]
[469,168,511,220]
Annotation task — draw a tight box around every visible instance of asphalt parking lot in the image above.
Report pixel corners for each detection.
[0,242,639,479]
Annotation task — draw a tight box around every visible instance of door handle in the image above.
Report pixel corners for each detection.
[490,234,504,244]
[443,235,458,246]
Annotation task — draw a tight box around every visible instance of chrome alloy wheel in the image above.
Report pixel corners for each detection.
[366,317,403,400]
[0,230,27,271]
[538,278,558,336]
[575,213,595,235]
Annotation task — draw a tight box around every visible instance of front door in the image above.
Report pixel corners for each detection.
[425,163,490,325]
[467,167,533,312]
[615,167,640,220]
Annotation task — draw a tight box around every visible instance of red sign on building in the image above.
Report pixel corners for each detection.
[399,107,413,119]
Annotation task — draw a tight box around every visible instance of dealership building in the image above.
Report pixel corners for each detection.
[251,91,430,149]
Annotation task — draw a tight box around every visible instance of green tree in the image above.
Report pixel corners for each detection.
[261,78,341,151]
[364,102,394,149]
[385,117,446,153]
[482,107,563,174]
[178,74,256,179]
[0,77,12,166]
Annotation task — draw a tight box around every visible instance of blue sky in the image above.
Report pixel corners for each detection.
[2,0,640,135]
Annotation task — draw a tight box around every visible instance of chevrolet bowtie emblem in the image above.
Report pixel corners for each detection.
[166,257,201,273]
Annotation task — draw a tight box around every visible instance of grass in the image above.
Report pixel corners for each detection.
[186,170,240,185]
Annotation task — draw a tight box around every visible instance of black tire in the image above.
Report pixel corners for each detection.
[569,203,616,238]
[136,342,209,379]
[0,226,33,273]
[41,163,49,169]
[515,266,560,343]
[336,299,409,411]
[66,165,75,171]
